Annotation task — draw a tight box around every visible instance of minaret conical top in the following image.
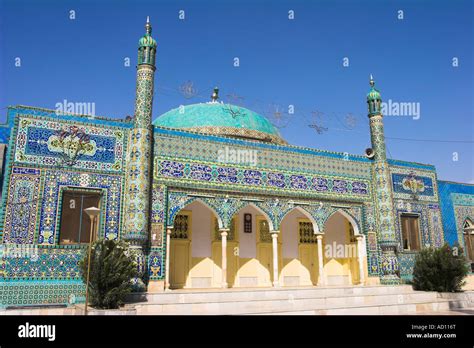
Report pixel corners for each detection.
[145,16,152,35]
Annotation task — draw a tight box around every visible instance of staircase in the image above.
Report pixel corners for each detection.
[125,285,472,315]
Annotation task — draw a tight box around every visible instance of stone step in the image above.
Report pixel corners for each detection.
[437,291,474,309]
[318,299,456,315]
[253,299,456,315]
[130,291,445,315]
[127,285,417,305]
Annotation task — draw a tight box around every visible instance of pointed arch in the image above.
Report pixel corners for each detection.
[461,217,474,262]
[280,206,320,233]
[167,195,195,227]
[167,195,223,228]
[463,217,474,230]
[192,198,224,229]
[323,209,361,235]
[236,202,275,231]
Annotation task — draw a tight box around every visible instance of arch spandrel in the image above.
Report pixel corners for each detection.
[198,196,245,230]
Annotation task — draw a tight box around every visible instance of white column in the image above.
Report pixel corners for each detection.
[165,228,172,291]
[356,235,366,285]
[316,233,325,286]
[220,229,229,288]
[271,231,279,287]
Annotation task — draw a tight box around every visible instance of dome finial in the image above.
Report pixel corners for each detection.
[211,87,219,102]
[370,74,375,87]
[145,16,152,35]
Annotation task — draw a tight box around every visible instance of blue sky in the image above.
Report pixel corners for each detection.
[0,0,472,183]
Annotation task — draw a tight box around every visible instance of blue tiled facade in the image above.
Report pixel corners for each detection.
[0,20,472,307]
[437,181,474,247]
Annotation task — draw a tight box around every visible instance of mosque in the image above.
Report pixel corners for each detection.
[0,19,472,307]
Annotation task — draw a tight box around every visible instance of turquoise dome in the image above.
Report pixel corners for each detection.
[139,34,157,48]
[367,87,381,101]
[367,77,381,101]
[139,18,157,49]
[153,102,286,144]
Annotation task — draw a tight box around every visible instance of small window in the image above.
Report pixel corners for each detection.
[244,213,252,233]
[59,190,102,245]
[172,213,190,239]
[401,214,421,251]
[299,221,316,244]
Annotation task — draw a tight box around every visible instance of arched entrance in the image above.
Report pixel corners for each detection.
[231,204,277,287]
[169,200,224,289]
[280,207,321,286]
[322,210,366,285]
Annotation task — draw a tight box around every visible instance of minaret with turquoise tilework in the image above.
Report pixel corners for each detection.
[123,18,156,252]
[367,76,400,284]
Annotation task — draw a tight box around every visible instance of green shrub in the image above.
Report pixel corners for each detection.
[80,239,138,309]
[412,243,469,292]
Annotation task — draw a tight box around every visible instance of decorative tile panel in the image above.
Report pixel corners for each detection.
[3,168,41,244]
[399,252,417,278]
[1,245,86,280]
[148,248,164,280]
[14,117,125,172]
[390,166,438,202]
[155,157,371,201]
[0,280,85,307]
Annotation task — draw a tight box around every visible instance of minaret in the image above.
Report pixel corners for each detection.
[123,18,157,269]
[367,76,400,284]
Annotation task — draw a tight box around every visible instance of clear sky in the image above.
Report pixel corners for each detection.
[0,0,472,183]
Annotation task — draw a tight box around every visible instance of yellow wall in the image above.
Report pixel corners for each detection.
[322,213,361,285]
[463,274,474,290]
[169,205,369,289]
[169,210,192,289]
